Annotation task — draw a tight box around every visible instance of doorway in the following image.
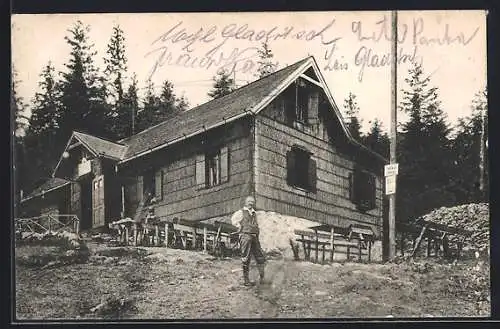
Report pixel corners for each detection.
[80,177,92,230]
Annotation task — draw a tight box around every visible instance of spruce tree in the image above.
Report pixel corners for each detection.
[208,69,236,99]
[397,63,454,222]
[12,67,28,209]
[451,89,488,203]
[255,42,278,78]
[24,62,63,190]
[363,118,390,158]
[176,93,189,112]
[12,68,29,138]
[58,20,108,141]
[121,73,139,137]
[136,79,160,132]
[103,25,129,139]
[343,92,363,141]
[137,79,186,132]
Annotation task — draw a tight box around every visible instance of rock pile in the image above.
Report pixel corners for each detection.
[255,211,319,257]
[418,203,489,252]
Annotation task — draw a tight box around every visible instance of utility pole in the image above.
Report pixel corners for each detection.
[388,10,398,260]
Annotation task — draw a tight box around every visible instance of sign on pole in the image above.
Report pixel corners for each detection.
[385,175,397,195]
[384,163,399,177]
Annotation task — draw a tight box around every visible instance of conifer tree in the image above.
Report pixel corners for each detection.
[343,92,363,141]
[58,20,108,141]
[208,69,236,99]
[24,62,63,190]
[136,79,160,132]
[103,24,129,139]
[122,73,139,137]
[137,79,187,132]
[450,89,488,203]
[363,119,390,158]
[397,63,454,222]
[255,41,278,78]
[12,67,28,209]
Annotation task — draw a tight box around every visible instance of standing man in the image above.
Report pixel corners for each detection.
[231,196,266,286]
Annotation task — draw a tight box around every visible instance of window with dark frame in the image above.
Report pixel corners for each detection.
[195,146,229,189]
[349,168,376,211]
[286,146,317,192]
[296,79,309,123]
[283,78,319,131]
[143,170,155,198]
[206,149,221,188]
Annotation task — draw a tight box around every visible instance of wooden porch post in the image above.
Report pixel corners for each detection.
[165,222,169,248]
[203,227,207,252]
[330,227,335,263]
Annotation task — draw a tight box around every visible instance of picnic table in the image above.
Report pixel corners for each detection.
[109,216,239,254]
[292,223,375,263]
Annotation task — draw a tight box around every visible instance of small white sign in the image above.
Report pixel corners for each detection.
[385,175,397,195]
[384,163,399,177]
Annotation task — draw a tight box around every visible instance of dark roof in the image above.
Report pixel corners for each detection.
[23,177,70,201]
[74,131,127,160]
[120,57,310,160]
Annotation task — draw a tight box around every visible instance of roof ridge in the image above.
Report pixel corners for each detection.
[74,130,127,146]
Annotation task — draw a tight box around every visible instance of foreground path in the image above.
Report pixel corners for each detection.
[16,245,490,320]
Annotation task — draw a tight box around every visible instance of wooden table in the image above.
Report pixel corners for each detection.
[294,224,374,263]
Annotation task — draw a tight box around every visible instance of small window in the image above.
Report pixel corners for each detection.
[196,146,229,189]
[286,146,317,192]
[206,149,221,187]
[143,170,155,200]
[349,168,376,211]
[155,170,164,201]
[284,79,319,130]
[296,79,309,123]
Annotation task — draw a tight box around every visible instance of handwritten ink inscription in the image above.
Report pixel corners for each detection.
[145,15,480,82]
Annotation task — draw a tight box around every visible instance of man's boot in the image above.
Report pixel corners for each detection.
[242,264,254,286]
[257,263,265,284]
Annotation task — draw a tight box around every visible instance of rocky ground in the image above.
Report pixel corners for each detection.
[15,241,490,320]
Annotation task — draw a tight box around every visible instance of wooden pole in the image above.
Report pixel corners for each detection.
[400,232,405,256]
[155,225,159,246]
[203,227,207,252]
[388,10,398,261]
[133,223,137,246]
[411,224,428,258]
[165,223,169,248]
[192,227,197,250]
[315,231,319,263]
[330,227,335,262]
[368,241,372,262]
[427,238,431,257]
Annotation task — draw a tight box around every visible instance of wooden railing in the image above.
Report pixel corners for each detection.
[15,214,80,239]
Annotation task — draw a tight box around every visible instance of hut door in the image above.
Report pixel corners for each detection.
[70,182,82,221]
[92,175,105,227]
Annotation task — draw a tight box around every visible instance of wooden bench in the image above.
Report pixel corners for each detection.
[293,224,375,263]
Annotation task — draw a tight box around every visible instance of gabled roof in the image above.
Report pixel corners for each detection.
[73,131,127,160]
[51,56,386,170]
[118,55,386,164]
[21,177,70,202]
[119,57,311,161]
[52,131,128,177]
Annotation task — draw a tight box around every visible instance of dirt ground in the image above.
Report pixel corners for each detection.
[15,242,490,320]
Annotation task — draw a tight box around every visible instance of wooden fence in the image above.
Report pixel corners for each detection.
[15,214,80,239]
[108,217,239,257]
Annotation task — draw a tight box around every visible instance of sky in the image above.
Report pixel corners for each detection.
[11,11,487,134]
